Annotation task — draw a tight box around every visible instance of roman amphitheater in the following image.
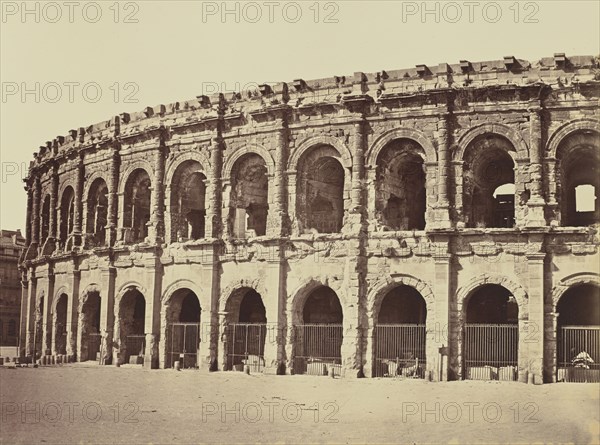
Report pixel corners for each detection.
[18,54,600,384]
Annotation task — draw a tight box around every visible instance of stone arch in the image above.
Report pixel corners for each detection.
[52,286,70,313]
[289,276,348,325]
[82,171,110,203]
[288,135,353,172]
[456,274,528,319]
[219,277,268,313]
[118,161,154,195]
[454,122,529,162]
[222,144,276,179]
[79,283,101,306]
[551,272,600,311]
[546,119,600,159]
[115,282,148,306]
[77,283,101,362]
[367,275,435,329]
[164,149,211,187]
[366,127,437,166]
[162,279,208,313]
[58,180,76,201]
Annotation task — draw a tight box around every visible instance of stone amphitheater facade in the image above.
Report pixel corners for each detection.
[19,54,600,384]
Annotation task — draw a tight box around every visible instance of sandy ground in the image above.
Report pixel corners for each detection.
[1,364,599,445]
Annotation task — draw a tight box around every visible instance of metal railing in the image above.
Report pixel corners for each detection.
[227,323,267,372]
[464,323,518,381]
[374,324,426,378]
[124,335,145,364]
[169,323,201,369]
[87,332,102,362]
[293,324,343,376]
[557,325,600,383]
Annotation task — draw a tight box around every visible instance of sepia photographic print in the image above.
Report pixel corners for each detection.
[1,1,599,444]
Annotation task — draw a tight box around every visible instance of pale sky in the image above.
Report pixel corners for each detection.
[1,0,599,231]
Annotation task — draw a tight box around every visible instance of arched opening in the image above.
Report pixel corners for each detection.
[229,154,269,238]
[226,288,267,371]
[464,284,519,381]
[59,187,75,247]
[123,169,151,244]
[557,131,600,226]
[463,135,516,228]
[556,284,600,382]
[79,291,101,361]
[40,195,51,244]
[86,178,108,247]
[374,285,427,378]
[54,294,68,356]
[118,289,146,365]
[170,161,207,242]
[375,139,426,231]
[294,285,343,375]
[164,288,202,369]
[297,146,345,234]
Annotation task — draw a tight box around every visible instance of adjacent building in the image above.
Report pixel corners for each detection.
[1,229,25,346]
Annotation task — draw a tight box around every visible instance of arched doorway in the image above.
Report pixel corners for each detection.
[373,285,427,378]
[78,291,101,362]
[294,286,343,375]
[53,294,68,356]
[556,284,600,382]
[226,288,267,371]
[123,169,151,244]
[169,161,207,242]
[164,289,202,369]
[118,289,146,365]
[86,178,109,247]
[463,284,519,381]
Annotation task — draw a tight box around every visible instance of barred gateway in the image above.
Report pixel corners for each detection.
[19,54,600,383]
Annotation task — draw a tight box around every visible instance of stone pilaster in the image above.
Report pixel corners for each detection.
[99,267,116,365]
[206,135,224,239]
[527,249,546,384]
[431,243,451,381]
[106,146,120,246]
[432,113,452,228]
[527,105,546,227]
[42,164,58,255]
[18,276,29,357]
[148,142,166,244]
[143,256,162,369]
[72,154,84,247]
[66,270,80,362]
[267,110,290,237]
[218,311,228,370]
[24,185,33,248]
[26,176,41,259]
[24,270,37,357]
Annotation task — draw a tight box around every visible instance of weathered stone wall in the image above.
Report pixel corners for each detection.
[19,54,600,383]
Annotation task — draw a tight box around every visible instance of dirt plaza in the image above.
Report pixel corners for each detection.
[1,364,599,444]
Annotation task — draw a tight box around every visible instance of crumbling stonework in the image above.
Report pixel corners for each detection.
[19,54,600,384]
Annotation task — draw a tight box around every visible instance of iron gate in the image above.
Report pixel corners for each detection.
[464,323,518,381]
[557,326,600,383]
[374,324,426,378]
[55,323,67,355]
[87,332,102,361]
[227,323,267,372]
[124,335,145,364]
[293,324,343,376]
[169,323,201,369]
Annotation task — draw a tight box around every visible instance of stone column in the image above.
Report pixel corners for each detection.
[43,164,59,254]
[24,185,33,248]
[206,135,224,238]
[267,113,289,237]
[143,257,162,369]
[344,120,366,233]
[434,113,452,228]
[527,106,546,227]
[72,155,84,247]
[24,271,37,357]
[26,176,41,259]
[106,147,120,246]
[148,146,166,244]
[40,273,54,356]
[526,251,545,384]
[99,267,116,365]
[66,270,80,362]
[452,161,465,228]
[431,243,451,381]
[18,276,29,357]
[218,311,228,370]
